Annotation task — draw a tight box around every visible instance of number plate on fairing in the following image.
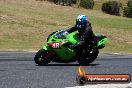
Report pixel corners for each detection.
[48,42,62,48]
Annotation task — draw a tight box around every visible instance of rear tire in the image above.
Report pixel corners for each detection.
[34,49,51,66]
[78,58,90,65]
[78,49,99,65]
[88,49,99,63]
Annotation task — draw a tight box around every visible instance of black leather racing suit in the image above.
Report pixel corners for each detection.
[67,21,95,58]
[67,21,95,47]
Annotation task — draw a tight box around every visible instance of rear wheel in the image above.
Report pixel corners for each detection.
[34,49,51,65]
[88,49,99,63]
[78,58,91,65]
[78,49,99,65]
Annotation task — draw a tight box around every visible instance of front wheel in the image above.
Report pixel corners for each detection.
[34,49,51,65]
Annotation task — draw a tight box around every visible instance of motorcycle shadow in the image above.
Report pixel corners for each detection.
[37,63,99,66]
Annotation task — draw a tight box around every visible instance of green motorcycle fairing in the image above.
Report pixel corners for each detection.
[94,33,108,47]
[42,30,108,62]
[43,31,79,61]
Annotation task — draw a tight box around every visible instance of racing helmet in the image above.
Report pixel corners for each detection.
[76,15,88,28]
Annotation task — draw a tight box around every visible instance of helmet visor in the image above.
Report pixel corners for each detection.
[76,20,83,28]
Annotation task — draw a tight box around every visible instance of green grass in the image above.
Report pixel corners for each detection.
[0,0,132,53]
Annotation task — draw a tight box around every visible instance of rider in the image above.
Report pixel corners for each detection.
[67,15,95,49]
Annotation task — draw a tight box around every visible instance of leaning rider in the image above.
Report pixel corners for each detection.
[67,15,95,50]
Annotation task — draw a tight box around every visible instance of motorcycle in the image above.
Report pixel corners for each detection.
[34,30,108,65]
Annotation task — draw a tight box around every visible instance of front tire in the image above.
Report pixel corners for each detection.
[34,49,51,65]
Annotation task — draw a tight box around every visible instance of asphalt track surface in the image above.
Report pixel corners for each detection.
[0,51,132,88]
